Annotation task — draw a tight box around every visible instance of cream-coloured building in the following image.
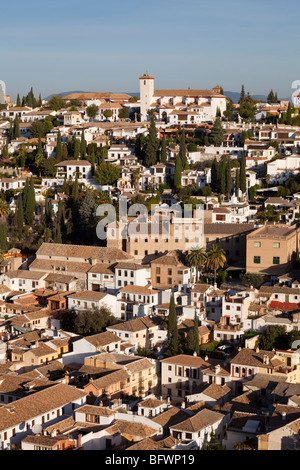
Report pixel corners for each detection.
[246,225,300,276]
[139,73,226,122]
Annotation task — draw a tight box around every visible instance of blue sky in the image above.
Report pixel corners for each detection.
[1,0,300,100]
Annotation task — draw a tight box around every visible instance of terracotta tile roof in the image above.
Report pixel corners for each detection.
[85,369,130,390]
[230,348,283,368]
[153,89,223,98]
[170,408,224,432]
[152,407,191,427]
[119,285,159,295]
[125,357,154,374]
[106,420,157,438]
[138,397,165,409]
[67,290,111,301]
[107,317,156,333]
[127,436,178,450]
[205,222,255,235]
[0,384,86,432]
[75,404,116,417]
[36,243,132,262]
[161,354,211,367]
[84,331,121,348]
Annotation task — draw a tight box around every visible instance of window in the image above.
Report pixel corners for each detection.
[156,267,160,274]
[254,242,261,247]
[254,256,260,264]
[273,242,280,248]
[156,276,161,283]
[168,268,172,275]
[273,257,280,265]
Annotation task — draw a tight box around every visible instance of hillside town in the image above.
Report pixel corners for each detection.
[1,73,300,452]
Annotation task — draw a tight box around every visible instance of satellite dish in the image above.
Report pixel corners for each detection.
[32,424,43,434]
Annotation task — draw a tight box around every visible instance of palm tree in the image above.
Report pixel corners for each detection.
[205,244,227,286]
[132,168,140,194]
[185,247,207,283]
[0,199,10,220]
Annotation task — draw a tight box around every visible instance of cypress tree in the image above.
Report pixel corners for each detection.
[55,222,62,243]
[187,312,200,355]
[167,293,177,336]
[74,138,80,159]
[174,154,182,190]
[0,225,7,252]
[2,142,8,159]
[211,158,219,193]
[160,134,167,163]
[9,122,14,141]
[286,102,292,125]
[44,196,52,228]
[240,152,246,193]
[72,175,79,203]
[15,193,24,236]
[24,177,36,225]
[235,167,240,196]
[56,130,62,161]
[220,158,226,195]
[239,84,245,104]
[13,115,20,139]
[179,130,187,168]
[145,113,158,167]
[16,94,21,107]
[80,129,86,159]
[226,157,232,196]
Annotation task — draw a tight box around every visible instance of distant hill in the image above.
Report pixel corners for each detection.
[224,91,291,104]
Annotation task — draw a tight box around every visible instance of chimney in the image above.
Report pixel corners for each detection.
[263,355,270,365]
[282,411,286,421]
[181,401,186,409]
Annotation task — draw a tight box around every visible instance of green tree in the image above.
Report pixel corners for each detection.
[286,102,292,125]
[205,244,227,285]
[86,104,99,121]
[0,224,7,252]
[174,154,182,190]
[167,293,177,336]
[16,94,21,107]
[239,152,246,194]
[79,191,97,228]
[145,112,158,167]
[160,134,167,163]
[226,157,232,196]
[80,129,86,159]
[74,138,80,159]
[186,248,207,283]
[95,162,121,186]
[187,312,200,355]
[14,193,24,236]
[74,306,116,335]
[103,110,113,120]
[24,176,36,225]
[56,130,62,161]
[118,107,129,119]
[179,130,187,168]
[267,90,275,104]
[47,95,66,111]
[13,115,20,139]
[30,120,45,139]
[209,118,225,146]
[239,84,245,104]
